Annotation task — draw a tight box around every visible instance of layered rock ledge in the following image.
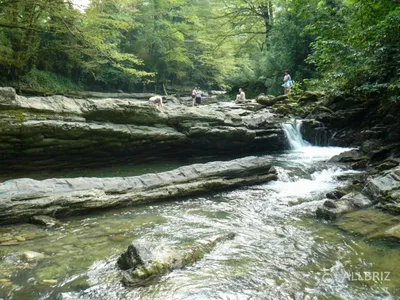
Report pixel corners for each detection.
[0,87,287,174]
[0,156,277,225]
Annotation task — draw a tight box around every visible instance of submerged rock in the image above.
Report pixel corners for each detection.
[21,251,45,261]
[30,215,61,228]
[119,232,235,287]
[117,245,145,271]
[0,156,278,225]
[335,209,400,242]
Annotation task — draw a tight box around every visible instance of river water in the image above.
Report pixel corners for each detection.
[0,122,399,300]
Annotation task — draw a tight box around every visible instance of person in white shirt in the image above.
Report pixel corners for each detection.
[282,71,293,95]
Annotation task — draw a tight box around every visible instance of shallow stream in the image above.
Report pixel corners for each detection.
[0,124,399,300]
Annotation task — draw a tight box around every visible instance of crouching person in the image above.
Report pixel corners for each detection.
[149,95,165,111]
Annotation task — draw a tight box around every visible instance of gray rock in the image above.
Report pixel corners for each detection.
[21,251,45,261]
[256,95,276,106]
[364,167,400,202]
[351,193,373,208]
[334,172,367,184]
[351,159,368,170]
[375,159,399,171]
[0,87,16,104]
[117,245,145,270]
[30,215,61,227]
[316,192,375,220]
[326,190,346,200]
[323,200,337,208]
[0,156,278,224]
[316,198,354,220]
[329,149,365,163]
[0,88,288,173]
[120,232,235,287]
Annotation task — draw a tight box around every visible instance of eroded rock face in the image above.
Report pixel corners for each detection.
[0,88,288,174]
[0,156,278,225]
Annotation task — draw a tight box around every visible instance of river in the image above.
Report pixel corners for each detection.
[0,121,399,300]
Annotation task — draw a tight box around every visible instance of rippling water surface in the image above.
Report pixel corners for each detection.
[1,146,399,300]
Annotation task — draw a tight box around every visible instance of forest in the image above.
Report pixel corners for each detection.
[0,0,398,98]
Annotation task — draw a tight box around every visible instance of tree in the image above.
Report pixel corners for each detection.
[217,0,274,51]
[0,0,151,92]
[304,0,400,97]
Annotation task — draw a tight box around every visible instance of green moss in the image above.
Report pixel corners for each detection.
[335,209,400,238]
[126,233,236,283]
[1,110,25,124]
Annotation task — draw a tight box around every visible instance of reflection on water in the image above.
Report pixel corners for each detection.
[0,147,399,300]
[0,160,188,183]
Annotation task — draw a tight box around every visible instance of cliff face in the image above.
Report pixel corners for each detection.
[299,93,400,153]
[0,88,287,175]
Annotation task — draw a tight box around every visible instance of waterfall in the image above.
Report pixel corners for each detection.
[281,120,311,150]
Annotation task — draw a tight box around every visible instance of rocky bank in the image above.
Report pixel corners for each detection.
[0,87,287,175]
[259,91,400,240]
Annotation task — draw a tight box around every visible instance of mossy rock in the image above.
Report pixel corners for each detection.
[256,95,276,106]
[297,91,324,104]
[120,232,235,287]
[372,223,400,241]
[335,209,400,239]
[273,105,291,115]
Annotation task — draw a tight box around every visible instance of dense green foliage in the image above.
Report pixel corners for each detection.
[0,0,398,97]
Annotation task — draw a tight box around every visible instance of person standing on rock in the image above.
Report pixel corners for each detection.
[149,95,165,111]
[194,88,202,106]
[191,87,198,106]
[235,88,246,102]
[282,71,293,95]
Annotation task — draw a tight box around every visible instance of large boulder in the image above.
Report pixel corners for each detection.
[256,95,276,106]
[0,156,278,224]
[364,167,400,214]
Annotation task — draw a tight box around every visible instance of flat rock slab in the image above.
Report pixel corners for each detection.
[0,156,277,225]
[335,209,400,242]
